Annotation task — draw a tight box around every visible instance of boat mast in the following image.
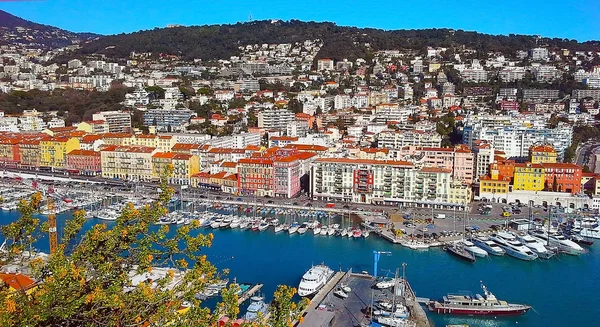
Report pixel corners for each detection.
[546,204,551,247]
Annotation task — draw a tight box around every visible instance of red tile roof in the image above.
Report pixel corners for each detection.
[0,273,36,292]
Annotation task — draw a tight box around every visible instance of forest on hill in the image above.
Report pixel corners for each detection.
[60,20,600,62]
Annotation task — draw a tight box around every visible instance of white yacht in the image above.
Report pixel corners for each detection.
[530,229,585,255]
[580,226,600,239]
[517,234,555,259]
[229,217,241,228]
[297,264,334,297]
[288,222,300,234]
[471,237,505,256]
[490,232,538,261]
[313,226,322,235]
[460,240,488,257]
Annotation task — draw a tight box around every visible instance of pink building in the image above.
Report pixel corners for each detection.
[395,145,474,184]
[66,149,101,176]
[274,155,302,198]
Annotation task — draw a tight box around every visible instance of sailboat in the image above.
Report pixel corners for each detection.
[375,268,410,326]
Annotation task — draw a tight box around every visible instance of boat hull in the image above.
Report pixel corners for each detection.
[430,306,530,316]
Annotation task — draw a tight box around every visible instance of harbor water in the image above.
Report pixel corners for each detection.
[1,208,598,327]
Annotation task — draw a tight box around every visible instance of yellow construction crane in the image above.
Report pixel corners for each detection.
[47,195,58,254]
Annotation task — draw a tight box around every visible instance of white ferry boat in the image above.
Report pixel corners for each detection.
[297,264,334,297]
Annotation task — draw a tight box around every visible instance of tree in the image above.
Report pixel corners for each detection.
[0,168,306,326]
[287,99,303,114]
[145,86,166,100]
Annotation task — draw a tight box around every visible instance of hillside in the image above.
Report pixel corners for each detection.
[64,20,600,62]
[0,9,100,48]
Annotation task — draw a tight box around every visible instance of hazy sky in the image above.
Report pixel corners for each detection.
[1,0,599,41]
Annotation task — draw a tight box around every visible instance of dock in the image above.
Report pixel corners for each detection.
[238,283,263,304]
[297,271,431,327]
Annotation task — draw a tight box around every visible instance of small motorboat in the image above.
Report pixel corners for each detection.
[341,283,351,293]
[334,289,348,298]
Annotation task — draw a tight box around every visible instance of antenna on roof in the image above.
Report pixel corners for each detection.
[249,12,253,22]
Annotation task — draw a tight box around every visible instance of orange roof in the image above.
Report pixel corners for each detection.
[361,148,389,154]
[173,153,194,160]
[101,145,155,153]
[541,163,582,169]
[514,163,544,168]
[152,152,176,159]
[295,152,317,160]
[225,174,238,181]
[101,132,133,139]
[221,161,237,168]
[0,273,36,292]
[270,136,299,141]
[274,155,300,163]
[284,144,329,152]
[245,145,261,151]
[172,143,201,150]
[67,149,100,157]
[192,172,211,178]
[530,145,556,153]
[420,167,452,173]
[81,134,102,144]
[238,157,274,165]
[316,158,413,166]
[86,120,105,124]
[210,171,228,179]
[50,126,77,133]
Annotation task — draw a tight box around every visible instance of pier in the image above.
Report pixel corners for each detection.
[238,283,263,305]
[298,271,430,327]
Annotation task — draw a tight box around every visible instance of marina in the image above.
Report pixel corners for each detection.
[1,181,600,326]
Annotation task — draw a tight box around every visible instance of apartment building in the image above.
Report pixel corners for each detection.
[151,152,200,184]
[311,158,458,207]
[40,137,81,169]
[100,145,156,182]
[143,109,195,132]
[529,145,557,164]
[237,157,275,197]
[377,130,442,149]
[92,111,132,133]
[273,155,302,198]
[66,150,101,176]
[463,123,572,160]
[257,108,294,130]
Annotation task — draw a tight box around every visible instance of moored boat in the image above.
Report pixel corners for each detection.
[471,237,505,256]
[444,244,476,262]
[460,240,488,257]
[490,232,538,261]
[428,282,531,316]
[297,264,334,297]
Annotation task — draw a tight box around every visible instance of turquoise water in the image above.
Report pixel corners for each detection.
[2,209,598,327]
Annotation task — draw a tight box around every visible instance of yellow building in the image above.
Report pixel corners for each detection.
[513,163,545,191]
[100,145,156,182]
[448,181,473,205]
[76,120,109,134]
[529,145,557,164]
[100,133,133,146]
[19,140,43,168]
[151,152,200,185]
[480,175,511,196]
[40,137,80,169]
[131,134,176,152]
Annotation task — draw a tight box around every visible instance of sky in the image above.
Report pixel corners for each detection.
[1,0,599,41]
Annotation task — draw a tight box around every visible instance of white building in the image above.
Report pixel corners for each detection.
[377,130,442,149]
[92,111,132,133]
[258,108,295,131]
